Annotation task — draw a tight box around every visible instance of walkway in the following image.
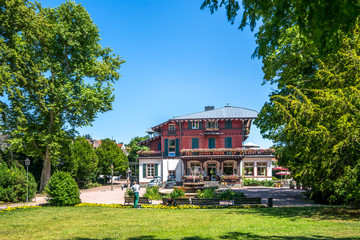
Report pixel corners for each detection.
[1,184,320,209]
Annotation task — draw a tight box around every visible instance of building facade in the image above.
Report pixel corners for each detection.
[138,106,274,183]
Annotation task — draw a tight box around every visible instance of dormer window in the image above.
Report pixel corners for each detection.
[168,124,175,130]
[192,120,199,129]
[205,121,218,129]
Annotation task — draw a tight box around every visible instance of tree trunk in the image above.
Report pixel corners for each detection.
[39,149,51,192]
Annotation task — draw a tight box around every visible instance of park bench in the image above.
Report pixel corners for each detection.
[191,198,220,206]
[162,198,190,205]
[233,197,273,207]
[124,197,151,205]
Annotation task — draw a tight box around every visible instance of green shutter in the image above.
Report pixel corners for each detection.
[143,164,146,178]
[199,121,203,129]
[164,139,168,157]
[225,137,232,148]
[188,121,192,130]
[158,143,161,151]
[208,138,215,149]
[192,138,199,149]
[175,138,179,156]
[155,164,158,176]
[229,120,232,129]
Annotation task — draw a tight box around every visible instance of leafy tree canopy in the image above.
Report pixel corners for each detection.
[95,138,128,176]
[127,136,149,162]
[255,25,360,204]
[0,0,124,191]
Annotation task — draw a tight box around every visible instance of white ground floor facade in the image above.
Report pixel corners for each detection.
[138,155,274,183]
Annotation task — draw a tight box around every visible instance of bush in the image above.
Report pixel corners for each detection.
[125,188,134,197]
[84,182,102,189]
[243,178,275,187]
[219,189,246,200]
[143,186,162,200]
[170,187,185,199]
[0,161,37,203]
[196,188,216,198]
[45,171,80,206]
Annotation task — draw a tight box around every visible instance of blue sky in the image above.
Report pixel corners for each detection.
[40,0,274,148]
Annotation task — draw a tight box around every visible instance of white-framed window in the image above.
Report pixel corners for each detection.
[244,162,254,176]
[168,170,176,178]
[257,162,267,176]
[206,121,218,129]
[192,120,199,129]
[168,139,176,156]
[147,164,155,177]
[168,124,175,130]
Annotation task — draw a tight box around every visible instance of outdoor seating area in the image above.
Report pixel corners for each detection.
[124,197,151,205]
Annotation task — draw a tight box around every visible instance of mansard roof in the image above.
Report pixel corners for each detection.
[170,106,258,120]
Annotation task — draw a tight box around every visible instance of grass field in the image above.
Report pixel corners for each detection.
[0,206,359,240]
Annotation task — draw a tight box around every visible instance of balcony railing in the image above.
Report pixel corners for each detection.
[137,150,161,157]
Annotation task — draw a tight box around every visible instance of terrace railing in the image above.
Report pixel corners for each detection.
[137,151,162,157]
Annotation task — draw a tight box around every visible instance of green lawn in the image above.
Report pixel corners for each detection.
[0,206,359,240]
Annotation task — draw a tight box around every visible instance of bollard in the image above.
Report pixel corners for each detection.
[268,197,273,208]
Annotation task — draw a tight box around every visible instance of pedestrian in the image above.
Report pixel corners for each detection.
[131,181,140,208]
[121,183,124,190]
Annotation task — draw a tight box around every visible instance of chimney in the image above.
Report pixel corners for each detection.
[205,106,214,111]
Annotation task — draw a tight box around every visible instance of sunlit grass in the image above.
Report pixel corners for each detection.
[0,206,359,240]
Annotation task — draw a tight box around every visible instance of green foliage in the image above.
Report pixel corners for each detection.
[196,188,216,199]
[0,0,124,191]
[127,136,150,163]
[45,171,80,206]
[255,26,360,204]
[170,187,185,199]
[243,178,275,187]
[0,161,37,202]
[219,189,246,200]
[125,188,134,197]
[143,186,162,200]
[95,138,127,176]
[84,182,102,189]
[71,137,98,182]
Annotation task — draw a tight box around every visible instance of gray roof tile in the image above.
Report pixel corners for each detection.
[170,106,258,120]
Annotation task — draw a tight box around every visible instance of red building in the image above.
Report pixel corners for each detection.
[138,106,274,184]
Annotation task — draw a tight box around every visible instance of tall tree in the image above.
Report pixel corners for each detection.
[95,139,128,180]
[70,137,98,183]
[0,1,124,191]
[127,136,149,163]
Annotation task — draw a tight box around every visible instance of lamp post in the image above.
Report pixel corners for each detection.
[24,158,30,202]
[126,167,132,189]
[111,164,114,191]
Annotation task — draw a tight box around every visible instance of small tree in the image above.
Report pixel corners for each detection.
[45,171,80,206]
[96,139,127,182]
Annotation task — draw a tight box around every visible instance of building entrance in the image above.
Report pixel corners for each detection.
[207,163,217,181]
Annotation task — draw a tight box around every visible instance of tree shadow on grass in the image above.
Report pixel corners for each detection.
[226,207,360,221]
[219,231,357,240]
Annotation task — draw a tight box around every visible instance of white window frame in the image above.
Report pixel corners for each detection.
[244,162,254,176]
[257,162,267,176]
[192,120,199,129]
[168,124,175,130]
[206,121,218,129]
[168,139,176,155]
[147,164,155,177]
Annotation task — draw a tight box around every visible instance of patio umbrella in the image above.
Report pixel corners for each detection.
[273,167,288,171]
[275,171,291,180]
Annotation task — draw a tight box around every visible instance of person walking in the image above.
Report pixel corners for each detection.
[131,181,140,208]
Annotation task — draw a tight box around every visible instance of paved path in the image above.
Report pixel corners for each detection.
[240,186,321,207]
[1,185,320,209]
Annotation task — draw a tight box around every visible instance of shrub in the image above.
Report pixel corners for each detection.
[143,186,162,200]
[219,189,246,200]
[243,178,275,187]
[170,187,185,199]
[196,188,216,198]
[125,188,134,197]
[84,182,102,189]
[45,171,80,206]
[0,162,37,203]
